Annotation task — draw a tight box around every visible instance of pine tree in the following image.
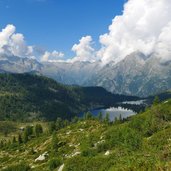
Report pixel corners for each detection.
[153,96,160,105]
[7,140,11,147]
[72,116,79,123]
[0,140,4,149]
[63,120,69,127]
[98,112,103,122]
[83,113,87,120]
[35,124,43,137]
[104,112,110,124]
[114,117,119,124]
[25,126,33,136]
[56,118,63,130]
[12,136,17,144]
[30,147,35,155]
[49,122,56,134]
[85,112,93,120]
[23,130,29,143]
[119,114,123,123]
[51,132,59,155]
[18,134,23,144]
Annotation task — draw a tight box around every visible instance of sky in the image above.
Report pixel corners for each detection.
[0,0,171,64]
[0,0,126,59]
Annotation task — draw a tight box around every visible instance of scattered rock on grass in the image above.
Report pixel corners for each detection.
[58,164,65,171]
[105,151,110,156]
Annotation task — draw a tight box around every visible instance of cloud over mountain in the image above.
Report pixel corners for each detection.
[71,0,171,64]
[41,50,64,62]
[0,24,64,62]
[1,0,171,65]
[70,36,97,63]
[98,0,171,64]
[0,24,33,58]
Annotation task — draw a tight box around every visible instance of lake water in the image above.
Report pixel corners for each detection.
[90,106,135,121]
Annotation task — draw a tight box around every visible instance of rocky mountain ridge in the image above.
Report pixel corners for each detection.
[0,52,171,97]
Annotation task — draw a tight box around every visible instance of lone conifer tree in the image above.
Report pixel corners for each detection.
[104,113,110,124]
[98,112,103,122]
[18,134,23,144]
[153,96,160,105]
[35,124,43,137]
[12,136,17,144]
[51,132,59,155]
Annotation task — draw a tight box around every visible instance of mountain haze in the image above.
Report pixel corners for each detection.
[0,52,171,97]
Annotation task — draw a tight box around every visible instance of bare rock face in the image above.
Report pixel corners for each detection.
[41,61,102,85]
[40,52,171,97]
[0,55,43,73]
[87,52,171,97]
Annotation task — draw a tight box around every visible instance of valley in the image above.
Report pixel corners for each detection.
[0,73,139,121]
[0,62,171,171]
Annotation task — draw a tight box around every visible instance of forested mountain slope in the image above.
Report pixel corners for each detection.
[0,73,138,121]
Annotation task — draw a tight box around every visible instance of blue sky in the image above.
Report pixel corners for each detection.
[0,0,126,57]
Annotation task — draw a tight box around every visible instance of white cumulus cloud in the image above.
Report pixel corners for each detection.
[71,0,171,64]
[70,36,97,63]
[0,24,33,57]
[41,50,64,62]
[98,0,171,64]
[2,0,171,65]
[0,24,64,62]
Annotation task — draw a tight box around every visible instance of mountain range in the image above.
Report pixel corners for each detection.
[88,52,171,97]
[0,51,171,97]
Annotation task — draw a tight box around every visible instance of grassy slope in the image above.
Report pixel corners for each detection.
[1,99,171,170]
